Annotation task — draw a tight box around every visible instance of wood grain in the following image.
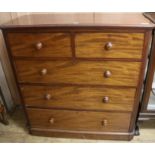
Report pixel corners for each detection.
[21,85,136,111]
[27,108,131,132]
[140,31,155,112]
[7,32,72,57]
[76,33,144,59]
[15,60,141,86]
[0,13,153,140]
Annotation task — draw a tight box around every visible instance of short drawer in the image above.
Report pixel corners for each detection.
[75,33,144,59]
[7,32,72,57]
[15,60,141,86]
[21,85,136,111]
[27,108,131,132]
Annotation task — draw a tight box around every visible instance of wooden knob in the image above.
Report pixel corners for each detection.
[45,94,52,100]
[102,96,109,103]
[49,117,55,124]
[101,119,108,127]
[105,42,112,50]
[104,70,112,78]
[40,68,47,75]
[35,42,43,50]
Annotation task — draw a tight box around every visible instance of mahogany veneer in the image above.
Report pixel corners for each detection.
[0,13,154,140]
[15,60,141,86]
[7,33,72,58]
[27,108,131,132]
[76,32,144,59]
[21,85,136,111]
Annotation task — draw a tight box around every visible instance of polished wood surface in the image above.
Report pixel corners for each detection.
[0,13,153,28]
[143,13,155,24]
[139,13,155,121]
[0,103,9,125]
[5,106,155,142]
[0,12,153,109]
[21,85,136,111]
[76,33,144,59]
[141,32,155,113]
[15,60,141,86]
[27,108,131,132]
[1,13,153,140]
[94,13,153,27]
[7,32,72,57]
[30,128,133,140]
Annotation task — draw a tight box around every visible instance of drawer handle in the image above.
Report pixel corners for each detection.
[49,117,55,124]
[40,68,47,75]
[104,70,112,78]
[101,119,108,127]
[35,42,43,50]
[105,42,112,50]
[45,94,52,100]
[102,96,109,103]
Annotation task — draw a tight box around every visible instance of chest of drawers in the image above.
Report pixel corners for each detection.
[1,13,154,140]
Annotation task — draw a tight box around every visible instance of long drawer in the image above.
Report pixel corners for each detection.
[27,108,131,132]
[21,85,136,111]
[15,60,141,86]
[7,32,72,57]
[76,32,144,59]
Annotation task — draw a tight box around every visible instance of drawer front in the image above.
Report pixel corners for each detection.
[21,85,136,111]
[27,108,131,132]
[7,33,72,57]
[15,60,141,86]
[76,33,144,59]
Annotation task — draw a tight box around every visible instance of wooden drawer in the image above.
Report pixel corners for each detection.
[21,85,136,111]
[7,33,72,57]
[76,33,144,59]
[27,108,131,132]
[15,60,141,86]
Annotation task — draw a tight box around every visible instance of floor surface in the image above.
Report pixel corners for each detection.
[0,107,155,143]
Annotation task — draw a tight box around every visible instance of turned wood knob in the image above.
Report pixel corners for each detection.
[49,117,55,124]
[40,68,47,75]
[35,42,43,50]
[105,42,113,50]
[102,96,109,103]
[45,94,52,100]
[101,119,108,127]
[104,70,112,78]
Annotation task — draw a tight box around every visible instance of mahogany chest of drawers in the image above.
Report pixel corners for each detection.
[1,13,154,140]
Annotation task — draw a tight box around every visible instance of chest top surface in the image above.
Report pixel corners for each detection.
[0,13,154,29]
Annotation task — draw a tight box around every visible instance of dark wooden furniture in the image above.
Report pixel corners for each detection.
[139,13,155,121]
[0,104,8,125]
[0,13,154,140]
[0,87,9,125]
